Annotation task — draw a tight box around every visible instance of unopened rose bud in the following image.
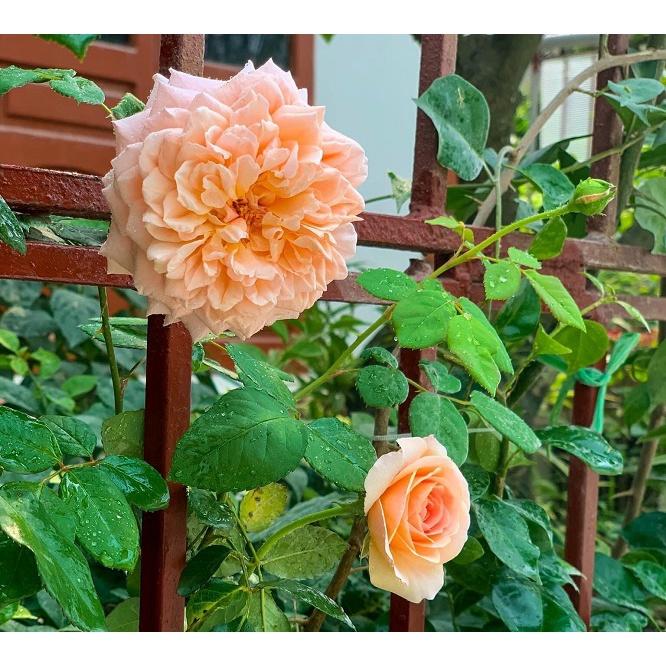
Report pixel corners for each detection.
[571,178,616,215]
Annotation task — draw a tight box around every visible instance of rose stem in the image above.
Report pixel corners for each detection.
[304,407,390,632]
[97,286,123,415]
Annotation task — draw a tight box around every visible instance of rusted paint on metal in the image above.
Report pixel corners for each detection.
[564,377,601,628]
[158,35,205,77]
[389,596,427,632]
[587,35,630,237]
[139,316,192,632]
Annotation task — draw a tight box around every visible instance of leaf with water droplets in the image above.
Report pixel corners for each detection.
[0,406,61,473]
[483,260,521,301]
[305,417,376,492]
[356,365,408,408]
[99,455,169,511]
[239,483,289,532]
[39,415,96,458]
[60,466,139,570]
[419,360,462,394]
[392,289,456,349]
[357,268,418,301]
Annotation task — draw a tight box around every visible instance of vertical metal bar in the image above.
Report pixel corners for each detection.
[139,34,204,633]
[390,35,458,633]
[564,379,600,627]
[587,34,629,236]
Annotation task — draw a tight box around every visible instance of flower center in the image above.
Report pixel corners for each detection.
[231,197,264,227]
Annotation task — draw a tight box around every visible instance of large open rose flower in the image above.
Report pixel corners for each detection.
[364,435,470,603]
[101,61,367,341]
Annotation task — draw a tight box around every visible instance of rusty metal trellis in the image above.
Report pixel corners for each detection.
[1,33,665,632]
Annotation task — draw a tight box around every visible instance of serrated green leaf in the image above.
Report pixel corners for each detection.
[491,575,543,631]
[554,321,609,373]
[628,560,666,601]
[188,490,236,533]
[356,365,408,408]
[415,74,489,181]
[60,466,139,570]
[529,217,567,260]
[261,525,346,579]
[616,300,650,331]
[305,418,376,492]
[359,346,397,368]
[39,415,96,458]
[0,483,105,631]
[110,92,145,120]
[187,580,247,630]
[520,164,574,211]
[37,35,98,60]
[483,260,521,301]
[0,406,61,473]
[594,553,647,612]
[392,289,456,348]
[461,464,490,500]
[238,589,290,632]
[101,410,144,458]
[524,270,584,330]
[170,388,308,493]
[474,498,540,581]
[419,359,461,394]
[508,247,542,269]
[357,268,417,301]
[0,66,73,95]
[470,391,540,454]
[534,324,572,357]
[409,392,468,465]
[537,426,623,475]
[49,75,105,105]
[78,316,147,349]
[178,545,231,596]
[495,280,541,343]
[239,483,289,532]
[50,289,100,348]
[387,171,411,213]
[99,455,169,511]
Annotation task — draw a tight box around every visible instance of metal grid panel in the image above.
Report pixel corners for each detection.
[0,33,664,632]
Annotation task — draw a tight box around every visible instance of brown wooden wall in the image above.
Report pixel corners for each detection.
[0,35,314,176]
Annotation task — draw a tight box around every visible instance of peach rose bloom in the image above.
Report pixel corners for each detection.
[101,61,367,341]
[364,435,470,603]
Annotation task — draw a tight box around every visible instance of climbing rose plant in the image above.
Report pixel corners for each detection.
[1,35,665,633]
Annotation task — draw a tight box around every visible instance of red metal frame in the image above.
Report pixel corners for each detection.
[0,33,663,633]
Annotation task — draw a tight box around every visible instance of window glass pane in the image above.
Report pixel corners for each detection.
[205,35,290,68]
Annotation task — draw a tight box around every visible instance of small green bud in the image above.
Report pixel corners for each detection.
[570,178,616,215]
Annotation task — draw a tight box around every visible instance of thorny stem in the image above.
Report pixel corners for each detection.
[97,287,123,415]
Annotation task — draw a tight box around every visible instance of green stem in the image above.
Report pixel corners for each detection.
[255,504,358,563]
[364,194,394,205]
[294,306,394,401]
[98,287,123,415]
[429,203,573,280]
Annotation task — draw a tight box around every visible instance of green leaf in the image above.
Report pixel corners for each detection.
[39,415,96,458]
[0,377,39,413]
[553,321,609,373]
[0,483,105,631]
[419,359,461,394]
[392,289,456,348]
[170,388,309,493]
[491,575,543,631]
[534,325,572,357]
[187,580,248,630]
[470,391,541,454]
[647,338,666,406]
[387,171,411,213]
[624,384,651,426]
[529,217,567,260]
[591,610,647,632]
[188,490,235,533]
[633,177,666,254]
[37,35,98,60]
[594,553,647,612]
[450,535,484,565]
[239,483,289,532]
[105,597,139,632]
[61,466,139,570]
[78,316,147,349]
[360,346,397,369]
[508,247,542,269]
[520,164,575,211]
[356,365,408,408]
[110,92,145,120]
[409,392,468,465]
[537,426,623,475]
[99,455,169,511]
[462,464,490,500]
[628,560,666,601]
[50,289,100,348]
[261,525,346,579]
[49,74,104,105]
[542,586,585,632]
[483,260,521,301]
[616,300,650,331]
[0,532,41,606]
[0,328,20,353]
[0,195,27,255]
[474,499,540,581]
[524,270,584,330]
[239,589,290,632]
[62,374,97,398]
[415,74,490,181]
[178,545,231,596]
[506,499,553,545]
[101,410,144,458]
[225,343,293,407]
[0,66,71,94]
[0,406,61,473]
[357,268,417,301]
[495,280,541,342]
[305,418,376,492]
[264,579,354,629]
[622,512,666,551]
